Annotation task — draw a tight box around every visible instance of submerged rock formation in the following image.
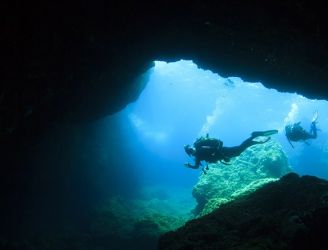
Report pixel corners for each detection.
[88,195,192,250]
[159,173,328,250]
[193,139,291,216]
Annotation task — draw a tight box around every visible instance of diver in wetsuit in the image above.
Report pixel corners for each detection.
[184,130,278,172]
[285,111,319,148]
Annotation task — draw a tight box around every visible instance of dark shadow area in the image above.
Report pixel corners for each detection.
[0,115,141,243]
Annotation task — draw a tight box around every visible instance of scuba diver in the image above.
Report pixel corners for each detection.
[184,130,278,173]
[285,111,319,148]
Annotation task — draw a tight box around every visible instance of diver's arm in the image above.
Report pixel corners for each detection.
[184,159,201,169]
[194,159,201,168]
[184,163,200,169]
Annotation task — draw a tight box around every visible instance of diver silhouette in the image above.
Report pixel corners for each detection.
[184,130,278,173]
[285,111,319,148]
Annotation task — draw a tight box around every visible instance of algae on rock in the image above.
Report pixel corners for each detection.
[88,186,195,249]
[192,139,292,216]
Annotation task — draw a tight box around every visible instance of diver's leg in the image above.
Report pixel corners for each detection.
[238,136,268,152]
[310,121,317,139]
[306,111,318,139]
[303,122,317,140]
[221,146,245,158]
[221,136,270,159]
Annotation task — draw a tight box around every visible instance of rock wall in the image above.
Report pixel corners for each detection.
[159,173,328,250]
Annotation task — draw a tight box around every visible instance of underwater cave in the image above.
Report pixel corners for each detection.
[4,59,328,249]
[101,60,328,249]
[3,1,328,249]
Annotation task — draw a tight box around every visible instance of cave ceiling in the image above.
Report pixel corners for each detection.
[1,0,328,146]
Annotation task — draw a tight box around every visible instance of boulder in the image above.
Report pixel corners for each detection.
[192,139,291,216]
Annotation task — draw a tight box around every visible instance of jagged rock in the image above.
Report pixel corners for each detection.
[192,139,291,216]
[159,173,328,250]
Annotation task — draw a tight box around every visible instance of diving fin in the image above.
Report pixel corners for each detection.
[312,111,318,123]
[251,129,278,138]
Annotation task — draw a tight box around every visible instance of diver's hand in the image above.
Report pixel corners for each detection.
[184,163,198,169]
[184,163,191,168]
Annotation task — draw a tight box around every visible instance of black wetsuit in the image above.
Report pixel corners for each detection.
[220,136,263,159]
[186,131,274,169]
[285,121,317,142]
[191,137,223,168]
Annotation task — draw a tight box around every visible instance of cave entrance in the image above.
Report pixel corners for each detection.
[118,59,328,183]
[91,59,328,245]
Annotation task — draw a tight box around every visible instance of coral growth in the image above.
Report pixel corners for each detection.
[192,139,291,216]
[88,187,194,250]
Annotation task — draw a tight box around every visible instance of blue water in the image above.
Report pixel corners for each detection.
[6,60,328,249]
[87,60,328,249]
[99,60,328,194]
